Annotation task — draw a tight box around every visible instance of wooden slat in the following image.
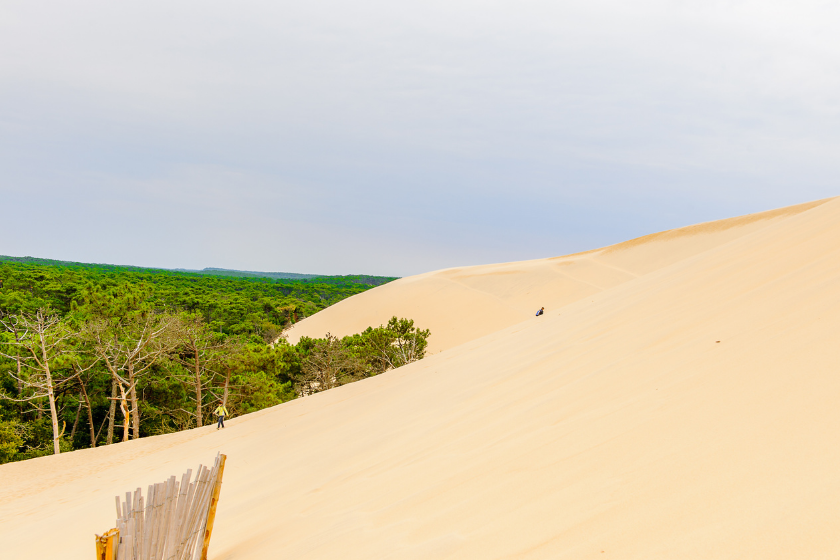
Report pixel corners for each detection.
[175,478,198,560]
[137,492,145,560]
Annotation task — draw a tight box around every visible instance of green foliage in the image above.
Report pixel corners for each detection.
[228,373,295,415]
[344,317,431,374]
[296,334,364,395]
[298,317,431,395]
[0,418,26,463]
[0,414,72,463]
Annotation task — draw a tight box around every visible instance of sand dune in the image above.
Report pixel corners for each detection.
[2,196,840,559]
[286,198,828,353]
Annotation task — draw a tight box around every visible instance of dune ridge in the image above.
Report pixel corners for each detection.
[286,197,832,353]
[2,196,840,559]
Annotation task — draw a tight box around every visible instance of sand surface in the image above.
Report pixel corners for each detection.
[2,196,840,559]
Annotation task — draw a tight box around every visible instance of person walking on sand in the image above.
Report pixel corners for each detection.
[536,307,544,316]
[214,402,229,430]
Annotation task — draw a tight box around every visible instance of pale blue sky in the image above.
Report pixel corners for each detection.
[2,0,839,276]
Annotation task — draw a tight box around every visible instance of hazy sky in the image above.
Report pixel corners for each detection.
[2,1,839,276]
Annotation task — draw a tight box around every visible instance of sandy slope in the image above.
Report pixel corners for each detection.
[286,198,828,353]
[3,196,840,559]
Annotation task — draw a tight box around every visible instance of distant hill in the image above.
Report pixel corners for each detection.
[173,267,322,280]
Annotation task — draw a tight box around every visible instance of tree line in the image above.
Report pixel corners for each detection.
[0,257,396,341]
[0,261,428,464]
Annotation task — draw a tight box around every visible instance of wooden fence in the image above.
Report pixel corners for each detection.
[95,453,226,560]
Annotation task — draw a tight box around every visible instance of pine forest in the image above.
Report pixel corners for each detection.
[0,257,429,464]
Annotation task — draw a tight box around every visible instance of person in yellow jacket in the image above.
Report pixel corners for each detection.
[214,402,229,430]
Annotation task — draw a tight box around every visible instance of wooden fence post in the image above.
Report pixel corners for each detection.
[95,528,119,560]
[200,453,227,560]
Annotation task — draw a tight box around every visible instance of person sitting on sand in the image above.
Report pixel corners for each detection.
[536,307,544,316]
[214,402,229,430]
